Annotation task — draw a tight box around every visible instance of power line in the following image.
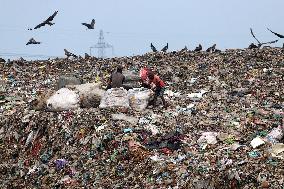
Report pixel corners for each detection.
[90,30,114,58]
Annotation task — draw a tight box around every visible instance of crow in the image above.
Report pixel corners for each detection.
[34,11,58,29]
[0,58,5,63]
[248,43,258,49]
[250,28,278,48]
[267,28,284,38]
[64,49,77,58]
[181,46,188,52]
[260,39,278,46]
[150,43,157,52]
[194,44,202,52]
[85,53,91,59]
[161,43,168,52]
[82,19,96,29]
[26,38,41,45]
[206,44,216,53]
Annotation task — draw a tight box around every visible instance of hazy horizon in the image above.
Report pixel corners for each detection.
[1,0,284,60]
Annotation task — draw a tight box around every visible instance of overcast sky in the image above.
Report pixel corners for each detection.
[1,0,284,59]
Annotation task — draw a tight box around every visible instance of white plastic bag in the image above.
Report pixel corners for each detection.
[99,88,130,109]
[250,137,265,148]
[47,88,80,111]
[128,88,152,111]
[266,125,284,143]
[197,132,218,145]
[69,82,104,107]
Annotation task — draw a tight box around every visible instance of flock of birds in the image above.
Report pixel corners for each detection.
[25,11,284,57]
[150,43,219,53]
[26,11,95,50]
[149,28,284,53]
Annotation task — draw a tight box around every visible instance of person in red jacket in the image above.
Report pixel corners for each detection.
[139,66,151,88]
[148,71,167,107]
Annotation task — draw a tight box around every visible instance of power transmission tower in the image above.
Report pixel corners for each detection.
[90,30,114,58]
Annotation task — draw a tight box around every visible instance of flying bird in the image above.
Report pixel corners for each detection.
[250,28,261,45]
[150,43,157,52]
[64,49,77,58]
[34,11,58,29]
[82,19,96,29]
[260,39,279,46]
[161,43,168,52]
[194,44,202,52]
[250,28,278,48]
[26,38,41,45]
[267,28,284,38]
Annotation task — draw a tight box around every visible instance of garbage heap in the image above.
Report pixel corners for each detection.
[0,47,283,188]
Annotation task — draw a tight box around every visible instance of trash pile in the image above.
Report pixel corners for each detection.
[0,47,283,188]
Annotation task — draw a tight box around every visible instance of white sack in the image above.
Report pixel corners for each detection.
[46,88,80,111]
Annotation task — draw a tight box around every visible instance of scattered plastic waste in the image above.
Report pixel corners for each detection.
[1,48,283,188]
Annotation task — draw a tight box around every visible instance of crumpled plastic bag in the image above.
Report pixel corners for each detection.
[67,82,104,108]
[271,143,284,159]
[197,132,218,145]
[99,88,130,109]
[46,88,80,111]
[250,136,265,148]
[187,89,208,101]
[266,125,284,143]
[128,88,152,111]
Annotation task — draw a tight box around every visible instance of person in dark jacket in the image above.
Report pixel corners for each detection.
[107,66,125,89]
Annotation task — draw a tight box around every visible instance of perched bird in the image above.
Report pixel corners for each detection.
[206,44,216,53]
[85,53,91,59]
[215,49,221,53]
[19,57,26,62]
[26,38,41,45]
[248,43,258,49]
[267,28,284,38]
[181,46,188,52]
[194,44,202,52]
[0,57,5,63]
[161,43,168,52]
[150,43,157,52]
[82,19,96,29]
[34,11,58,29]
[64,49,77,58]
